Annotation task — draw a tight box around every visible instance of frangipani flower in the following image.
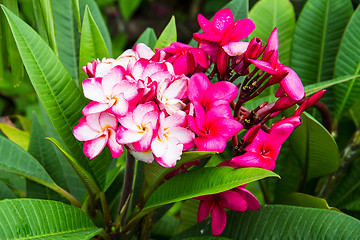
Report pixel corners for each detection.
[151,111,194,167]
[196,185,260,236]
[248,28,304,100]
[73,112,123,159]
[116,102,159,152]
[188,101,243,152]
[82,66,140,116]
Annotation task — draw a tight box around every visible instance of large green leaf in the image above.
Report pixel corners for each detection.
[0,135,80,207]
[0,122,29,150]
[333,6,360,121]
[79,5,110,84]
[280,192,337,210]
[154,16,177,49]
[291,0,353,86]
[144,167,278,211]
[0,199,102,239]
[52,0,80,83]
[174,205,360,239]
[39,0,58,55]
[0,181,16,200]
[1,6,110,189]
[249,0,295,66]
[289,112,339,181]
[26,113,69,201]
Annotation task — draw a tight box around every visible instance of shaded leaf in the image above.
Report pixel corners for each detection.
[280,192,338,210]
[72,0,81,31]
[333,6,360,121]
[135,27,157,49]
[118,0,141,21]
[0,181,16,200]
[289,112,339,180]
[304,75,360,96]
[0,199,102,239]
[174,205,360,239]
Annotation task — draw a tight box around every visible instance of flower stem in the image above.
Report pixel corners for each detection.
[117,151,136,228]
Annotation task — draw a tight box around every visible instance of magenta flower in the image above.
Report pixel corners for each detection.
[116,102,159,152]
[82,66,140,116]
[82,59,100,78]
[151,111,194,167]
[188,101,242,152]
[193,8,255,75]
[230,118,300,170]
[249,28,304,101]
[196,186,260,236]
[153,42,209,75]
[73,112,123,159]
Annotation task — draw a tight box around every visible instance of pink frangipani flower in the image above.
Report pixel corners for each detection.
[151,111,194,167]
[116,102,159,152]
[73,112,123,159]
[196,185,260,236]
[82,66,140,117]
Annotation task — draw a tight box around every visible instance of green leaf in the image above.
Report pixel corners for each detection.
[249,0,295,66]
[0,199,102,239]
[118,0,141,21]
[3,0,24,86]
[0,135,81,207]
[39,0,58,55]
[79,5,110,83]
[52,0,81,83]
[291,0,353,86]
[154,16,177,49]
[0,181,17,200]
[174,205,360,239]
[135,27,157,49]
[72,0,81,31]
[289,112,339,180]
[178,199,199,233]
[47,137,101,195]
[333,6,360,121]
[144,151,216,193]
[79,0,112,55]
[1,6,108,189]
[280,192,337,210]
[26,113,69,201]
[144,167,278,211]
[304,75,360,96]
[0,122,30,150]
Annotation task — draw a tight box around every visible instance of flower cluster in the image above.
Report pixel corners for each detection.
[73,8,324,236]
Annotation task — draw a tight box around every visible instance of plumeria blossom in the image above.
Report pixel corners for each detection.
[73,112,123,159]
[196,185,260,236]
[249,28,304,100]
[151,111,194,167]
[230,118,300,170]
[188,101,243,152]
[116,102,159,152]
[153,42,210,75]
[82,66,140,116]
[193,8,255,75]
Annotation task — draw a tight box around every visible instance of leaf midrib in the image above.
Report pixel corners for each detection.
[316,0,329,83]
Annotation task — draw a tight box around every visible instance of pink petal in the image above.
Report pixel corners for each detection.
[132,127,153,151]
[133,102,158,124]
[197,198,214,223]
[116,127,144,145]
[207,117,243,140]
[169,127,194,149]
[108,94,129,116]
[84,135,107,159]
[264,28,279,55]
[131,58,149,80]
[197,14,216,33]
[212,8,234,33]
[153,137,183,167]
[211,200,227,236]
[102,66,125,96]
[235,187,260,211]
[265,123,294,151]
[82,101,110,116]
[107,128,124,158]
[82,78,106,102]
[85,113,102,131]
[187,73,211,104]
[248,59,278,75]
[194,133,226,152]
[163,78,188,100]
[229,18,256,42]
[172,55,190,75]
[193,101,206,133]
[187,115,205,136]
[193,32,223,44]
[99,112,118,130]
[215,49,230,76]
[163,110,187,128]
[199,43,219,59]
[230,152,275,170]
[275,85,286,98]
[222,41,249,56]
[190,48,210,69]
[219,190,247,212]
[280,66,305,101]
[73,119,100,141]
[133,43,155,59]
[204,81,238,106]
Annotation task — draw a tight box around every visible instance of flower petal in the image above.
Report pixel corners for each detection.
[280,66,305,100]
[187,73,211,104]
[107,128,124,158]
[212,8,234,33]
[194,133,226,152]
[84,135,107,159]
[102,66,125,96]
[219,190,247,212]
[211,200,227,236]
[82,77,106,102]
[197,198,214,223]
[82,101,110,116]
[229,18,256,42]
[222,41,249,56]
